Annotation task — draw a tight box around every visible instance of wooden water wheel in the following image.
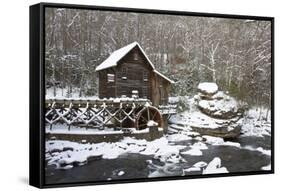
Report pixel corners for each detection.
[135,106,163,130]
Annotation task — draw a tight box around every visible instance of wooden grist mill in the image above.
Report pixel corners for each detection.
[45,42,177,135]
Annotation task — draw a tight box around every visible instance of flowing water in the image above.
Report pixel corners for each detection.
[45,135,271,185]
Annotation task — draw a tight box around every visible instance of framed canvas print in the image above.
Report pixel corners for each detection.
[29,2,274,188]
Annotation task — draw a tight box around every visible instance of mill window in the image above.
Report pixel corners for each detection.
[133,52,138,60]
[107,73,115,83]
[121,67,127,80]
[143,71,148,82]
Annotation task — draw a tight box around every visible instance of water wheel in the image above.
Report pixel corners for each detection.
[135,106,163,130]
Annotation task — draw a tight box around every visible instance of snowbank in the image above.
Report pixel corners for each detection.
[46,137,187,169]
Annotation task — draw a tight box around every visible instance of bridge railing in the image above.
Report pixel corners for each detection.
[45,98,177,128]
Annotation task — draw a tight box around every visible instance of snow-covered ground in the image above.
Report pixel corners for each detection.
[46,124,124,135]
[241,107,271,137]
[46,123,152,135]
[46,87,98,99]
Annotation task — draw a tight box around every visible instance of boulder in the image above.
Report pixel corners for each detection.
[196,89,242,119]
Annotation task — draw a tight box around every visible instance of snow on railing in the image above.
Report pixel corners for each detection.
[45,98,153,128]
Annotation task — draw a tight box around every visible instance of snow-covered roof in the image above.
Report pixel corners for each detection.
[153,70,175,84]
[95,42,174,84]
[95,41,155,71]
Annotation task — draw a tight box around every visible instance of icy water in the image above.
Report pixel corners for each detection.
[45,135,271,185]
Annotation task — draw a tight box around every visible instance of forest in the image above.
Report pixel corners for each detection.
[45,8,271,107]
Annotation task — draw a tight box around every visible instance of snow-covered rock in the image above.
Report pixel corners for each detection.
[197,93,240,119]
[195,83,244,120]
[198,82,218,95]
[46,137,187,170]
[203,157,228,174]
[203,135,241,148]
[261,164,271,171]
[183,161,208,174]
[117,170,125,176]
[170,83,245,138]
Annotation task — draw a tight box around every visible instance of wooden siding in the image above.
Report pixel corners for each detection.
[115,46,153,100]
[98,68,117,98]
[98,45,171,106]
[151,73,170,106]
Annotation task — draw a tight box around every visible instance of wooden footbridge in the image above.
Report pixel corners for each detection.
[45,98,177,130]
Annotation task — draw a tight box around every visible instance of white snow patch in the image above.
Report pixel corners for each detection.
[168,97,179,104]
[241,107,271,137]
[243,145,271,156]
[117,171,125,176]
[181,148,202,156]
[166,133,192,142]
[46,124,123,135]
[261,164,271,171]
[180,142,208,156]
[191,142,208,150]
[184,167,201,172]
[223,141,241,147]
[46,87,99,99]
[256,147,271,156]
[203,135,240,148]
[147,120,158,127]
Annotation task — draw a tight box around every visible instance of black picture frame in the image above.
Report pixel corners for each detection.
[29,2,274,189]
